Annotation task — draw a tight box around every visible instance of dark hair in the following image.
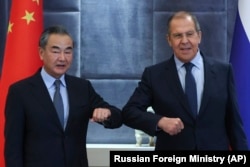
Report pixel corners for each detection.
[39,25,74,48]
[166,11,201,35]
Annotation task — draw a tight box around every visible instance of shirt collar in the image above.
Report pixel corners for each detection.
[40,67,66,89]
[174,50,203,71]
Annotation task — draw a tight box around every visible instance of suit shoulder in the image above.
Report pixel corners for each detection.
[65,74,92,86]
[203,56,232,73]
[9,74,37,89]
[204,56,230,66]
[205,57,231,69]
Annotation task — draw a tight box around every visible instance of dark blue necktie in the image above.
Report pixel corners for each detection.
[184,63,197,117]
[53,80,64,127]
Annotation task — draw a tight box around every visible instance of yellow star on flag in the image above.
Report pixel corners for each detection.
[22,10,35,25]
[8,21,14,33]
[33,0,40,5]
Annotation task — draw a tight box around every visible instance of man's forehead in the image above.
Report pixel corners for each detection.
[47,44,73,50]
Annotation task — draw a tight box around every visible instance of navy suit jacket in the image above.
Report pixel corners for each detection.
[122,55,248,150]
[4,70,122,167]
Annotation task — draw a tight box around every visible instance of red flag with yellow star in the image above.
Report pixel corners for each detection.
[0,0,43,166]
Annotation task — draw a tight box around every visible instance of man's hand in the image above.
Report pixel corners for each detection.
[157,117,184,135]
[91,108,111,123]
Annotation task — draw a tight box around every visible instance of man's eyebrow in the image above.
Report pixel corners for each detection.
[173,30,195,34]
[65,46,73,50]
[51,46,60,49]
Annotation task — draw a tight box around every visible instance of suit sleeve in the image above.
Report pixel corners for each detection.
[4,85,25,167]
[226,64,249,150]
[87,80,122,128]
[122,67,163,136]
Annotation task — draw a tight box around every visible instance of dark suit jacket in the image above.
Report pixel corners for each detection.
[4,70,122,167]
[122,55,248,150]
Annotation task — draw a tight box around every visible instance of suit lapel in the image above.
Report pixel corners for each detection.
[64,76,73,131]
[29,72,64,130]
[63,75,82,132]
[198,57,216,117]
[166,57,195,119]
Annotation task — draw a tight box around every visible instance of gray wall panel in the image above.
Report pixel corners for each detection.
[81,0,153,79]
[44,0,80,11]
[154,0,226,11]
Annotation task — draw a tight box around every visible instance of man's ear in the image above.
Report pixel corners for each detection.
[38,47,44,60]
[198,31,202,44]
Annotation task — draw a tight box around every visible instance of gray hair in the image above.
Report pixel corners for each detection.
[167,11,201,35]
[39,25,74,48]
